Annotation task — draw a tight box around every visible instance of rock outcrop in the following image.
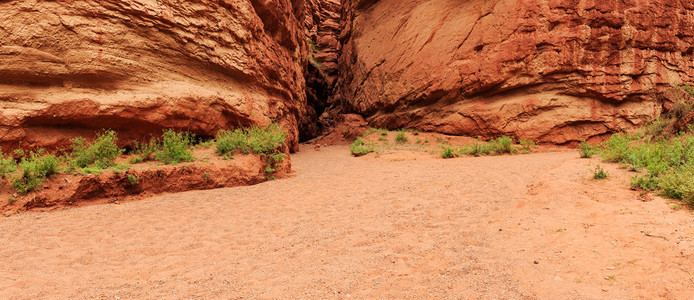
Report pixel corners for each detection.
[0,0,308,151]
[336,0,694,143]
[301,0,343,141]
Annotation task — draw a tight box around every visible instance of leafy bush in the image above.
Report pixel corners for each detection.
[0,149,16,178]
[133,137,161,162]
[71,130,124,169]
[441,144,458,159]
[490,136,515,154]
[350,137,375,156]
[127,174,139,185]
[592,164,608,180]
[519,139,538,154]
[578,140,597,158]
[461,140,492,156]
[156,129,194,164]
[12,150,58,194]
[216,124,286,156]
[395,132,408,144]
[597,129,694,205]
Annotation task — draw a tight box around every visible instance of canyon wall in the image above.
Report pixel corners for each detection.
[2,0,693,150]
[0,0,308,151]
[336,0,694,143]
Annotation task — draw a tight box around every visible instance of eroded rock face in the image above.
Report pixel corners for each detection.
[337,0,694,143]
[0,0,308,151]
[301,0,342,141]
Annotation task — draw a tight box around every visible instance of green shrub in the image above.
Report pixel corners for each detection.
[519,139,538,154]
[669,85,694,119]
[578,140,597,158]
[12,150,58,194]
[127,174,139,185]
[441,144,458,159]
[133,137,161,162]
[71,130,124,169]
[462,140,492,156]
[156,129,194,164]
[350,137,375,156]
[592,164,608,180]
[395,132,408,144]
[490,136,515,154]
[364,128,389,136]
[216,124,286,156]
[0,150,16,178]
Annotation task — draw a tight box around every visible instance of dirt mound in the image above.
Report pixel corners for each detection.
[0,148,290,215]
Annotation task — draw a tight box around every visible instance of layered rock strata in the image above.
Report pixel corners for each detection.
[336,0,694,143]
[0,0,308,151]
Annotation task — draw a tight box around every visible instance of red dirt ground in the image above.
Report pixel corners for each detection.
[1,145,693,298]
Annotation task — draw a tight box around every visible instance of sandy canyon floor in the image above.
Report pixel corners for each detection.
[1,145,693,299]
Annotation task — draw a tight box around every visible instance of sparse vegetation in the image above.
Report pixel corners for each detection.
[395,132,408,144]
[156,129,194,164]
[215,123,287,177]
[519,139,538,154]
[216,123,285,157]
[441,144,458,159]
[0,149,16,178]
[12,150,58,194]
[490,136,515,154]
[133,137,161,162]
[592,164,608,180]
[127,174,139,185]
[350,137,375,156]
[70,130,124,169]
[578,140,597,158]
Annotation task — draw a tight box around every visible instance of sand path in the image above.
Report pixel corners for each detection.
[1,145,693,299]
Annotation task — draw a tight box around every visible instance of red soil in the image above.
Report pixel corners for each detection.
[0,148,290,215]
[0,145,693,298]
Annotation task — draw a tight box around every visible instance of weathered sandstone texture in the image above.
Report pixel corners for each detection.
[301,0,342,140]
[0,0,308,151]
[336,0,694,143]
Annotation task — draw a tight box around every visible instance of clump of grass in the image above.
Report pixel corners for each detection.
[12,150,58,194]
[0,149,17,178]
[578,140,597,158]
[127,174,139,185]
[441,144,459,159]
[216,123,285,156]
[461,140,493,156]
[156,129,194,164]
[70,130,124,169]
[592,164,608,180]
[490,136,515,154]
[595,121,694,205]
[350,137,375,156]
[215,124,287,177]
[519,139,538,154]
[364,128,389,136]
[133,137,161,162]
[395,132,408,144]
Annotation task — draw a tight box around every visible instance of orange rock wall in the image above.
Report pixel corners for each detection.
[336,0,694,143]
[0,0,308,151]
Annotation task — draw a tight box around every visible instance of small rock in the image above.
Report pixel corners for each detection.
[534,260,539,264]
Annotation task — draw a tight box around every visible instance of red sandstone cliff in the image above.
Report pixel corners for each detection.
[336,0,694,143]
[2,0,693,150]
[0,0,308,151]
